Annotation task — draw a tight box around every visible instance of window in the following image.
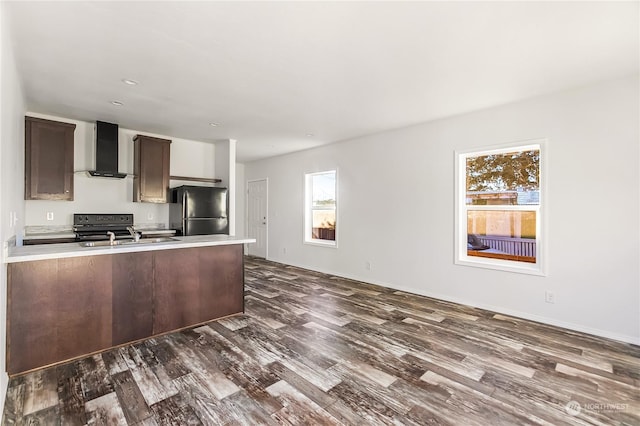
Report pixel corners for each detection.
[455,141,544,275]
[305,170,337,246]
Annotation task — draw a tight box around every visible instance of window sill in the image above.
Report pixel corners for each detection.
[304,239,337,248]
[455,256,545,276]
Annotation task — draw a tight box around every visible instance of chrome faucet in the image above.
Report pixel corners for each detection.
[127,226,141,242]
[107,231,116,245]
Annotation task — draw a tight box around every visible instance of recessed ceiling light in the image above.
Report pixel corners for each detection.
[122,79,138,86]
[110,100,124,106]
[209,122,219,127]
[306,133,314,137]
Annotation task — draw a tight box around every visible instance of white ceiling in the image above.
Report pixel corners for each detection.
[5,1,639,162]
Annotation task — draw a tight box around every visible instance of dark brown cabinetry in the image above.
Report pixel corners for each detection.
[7,244,244,375]
[25,116,75,200]
[111,252,154,345]
[154,245,244,334]
[7,256,112,374]
[133,134,171,203]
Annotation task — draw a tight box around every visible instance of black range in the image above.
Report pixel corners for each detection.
[73,214,135,241]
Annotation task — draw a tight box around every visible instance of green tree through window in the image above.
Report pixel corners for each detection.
[466,150,539,192]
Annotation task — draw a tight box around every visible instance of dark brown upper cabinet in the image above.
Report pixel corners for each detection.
[25,116,75,201]
[133,134,171,203]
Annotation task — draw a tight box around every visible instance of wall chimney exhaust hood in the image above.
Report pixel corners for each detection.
[88,121,127,178]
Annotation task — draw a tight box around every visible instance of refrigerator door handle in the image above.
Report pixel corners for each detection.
[182,190,187,220]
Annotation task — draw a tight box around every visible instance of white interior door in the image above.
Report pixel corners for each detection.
[247,179,268,258]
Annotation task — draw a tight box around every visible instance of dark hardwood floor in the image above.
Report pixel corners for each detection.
[3,256,639,425]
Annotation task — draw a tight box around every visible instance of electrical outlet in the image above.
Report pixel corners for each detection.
[545,291,555,304]
[282,247,287,254]
[147,212,154,220]
[46,212,54,221]
[365,261,371,271]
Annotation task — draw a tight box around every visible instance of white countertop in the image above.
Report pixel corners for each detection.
[6,235,256,263]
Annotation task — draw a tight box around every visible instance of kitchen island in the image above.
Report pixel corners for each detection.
[5,235,255,375]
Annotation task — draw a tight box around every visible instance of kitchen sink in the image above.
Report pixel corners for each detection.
[79,237,178,247]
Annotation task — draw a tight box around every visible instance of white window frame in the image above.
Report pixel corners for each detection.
[304,169,338,248]
[455,140,546,276]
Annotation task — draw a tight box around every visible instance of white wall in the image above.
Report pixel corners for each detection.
[236,162,246,239]
[246,75,640,344]
[23,114,221,229]
[0,1,26,411]
[214,140,236,235]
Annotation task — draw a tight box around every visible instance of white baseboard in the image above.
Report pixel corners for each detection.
[265,256,640,346]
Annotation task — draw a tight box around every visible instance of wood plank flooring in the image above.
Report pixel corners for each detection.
[3,256,639,425]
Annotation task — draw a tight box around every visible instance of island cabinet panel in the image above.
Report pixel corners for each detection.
[153,245,244,334]
[111,252,154,345]
[7,256,113,375]
[153,248,201,334]
[198,244,244,321]
[7,260,58,375]
[7,244,245,375]
[56,257,113,362]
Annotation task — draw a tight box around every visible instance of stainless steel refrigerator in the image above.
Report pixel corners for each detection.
[169,185,229,235]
